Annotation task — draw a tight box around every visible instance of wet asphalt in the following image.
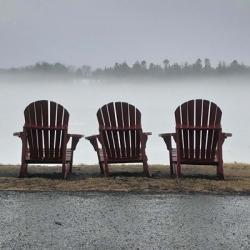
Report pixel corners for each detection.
[0,192,249,250]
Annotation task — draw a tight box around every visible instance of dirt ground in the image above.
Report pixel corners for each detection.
[0,163,250,194]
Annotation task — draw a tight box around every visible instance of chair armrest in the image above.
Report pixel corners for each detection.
[86,134,100,151]
[68,133,84,139]
[85,134,99,140]
[159,133,176,138]
[143,132,152,136]
[13,132,23,138]
[222,132,232,138]
[68,134,84,151]
[221,132,232,145]
[159,133,176,150]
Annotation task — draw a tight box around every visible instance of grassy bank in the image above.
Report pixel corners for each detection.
[0,163,250,194]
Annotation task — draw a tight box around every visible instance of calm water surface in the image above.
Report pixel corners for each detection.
[0,78,249,164]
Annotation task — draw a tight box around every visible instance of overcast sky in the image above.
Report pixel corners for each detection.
[0,0,250,68]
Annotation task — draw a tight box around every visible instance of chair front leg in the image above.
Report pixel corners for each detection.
[159,133,176,176]
[217,162,224,180]
[176,133,182,178]
[176,162,181,178]
[63,162,71,179]
[20,148,28,177]
[141,133,152,177]
[69,152,74,173]
[170,160,174,177]
[19,163,28,178]
[103,159,110,177]
[19,132,28,178]
[142,158,152,177]
[99,161,105,174]
[217,132,225,179]
[86,135,105,174]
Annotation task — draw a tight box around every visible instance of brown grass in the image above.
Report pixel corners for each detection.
[0,163,250,194]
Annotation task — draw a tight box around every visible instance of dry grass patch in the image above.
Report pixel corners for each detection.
[0,163,250,193]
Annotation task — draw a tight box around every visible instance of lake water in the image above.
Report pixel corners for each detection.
[0,77,249,164]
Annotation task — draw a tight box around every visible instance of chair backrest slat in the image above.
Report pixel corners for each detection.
[135,107,141,157]
[102,104,116,158]
[115,102,126,158]
[55,104,63,158]
[108,102,120,158]
[200,100,209,159]
[29,102,39,159]
[129,104,136,158]
[41,101,49,158]
[24,100,69,160]
[195,99,202,158]
[175,99,222,161]
[181,101,188,159]
[97,107,111,159]
[97,102,142,160]
[35,101,43,159]
[24,105,33,157]
[122,102,131,158]
[49,102,56,158]
[206,102,217,159]
[187,100,194,159]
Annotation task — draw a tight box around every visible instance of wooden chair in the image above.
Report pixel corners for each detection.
[159,99,232,179]
[14,100,83,178]
[86,102,152,177]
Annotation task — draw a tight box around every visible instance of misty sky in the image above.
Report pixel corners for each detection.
[0,0,250,68]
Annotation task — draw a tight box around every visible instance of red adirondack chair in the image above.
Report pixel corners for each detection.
[159,99,232,179]
[86,102,152,177]
[14,100,83,178]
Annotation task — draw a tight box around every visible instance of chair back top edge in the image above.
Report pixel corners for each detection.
[174,99,222,128]
[97,102,142,130]
[24,100,70,129]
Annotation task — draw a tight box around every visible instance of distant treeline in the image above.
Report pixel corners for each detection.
[1,59,250,80]
[0,62,92,80]
[93,59,250,79]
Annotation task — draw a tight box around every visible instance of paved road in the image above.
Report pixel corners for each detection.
[0,192,250,250]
